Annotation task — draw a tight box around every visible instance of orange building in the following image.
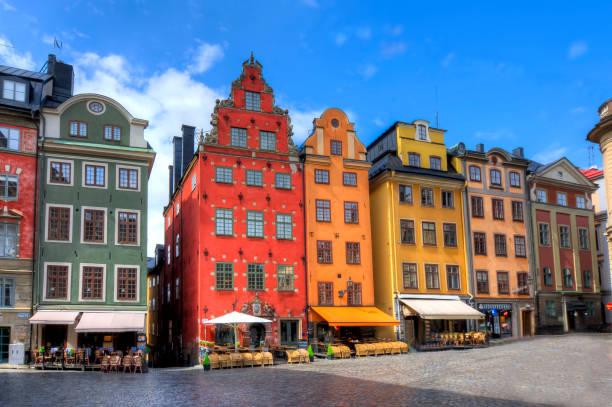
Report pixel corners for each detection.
[302,108,398,344]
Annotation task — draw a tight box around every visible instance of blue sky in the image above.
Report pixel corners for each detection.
[1,1,610,253]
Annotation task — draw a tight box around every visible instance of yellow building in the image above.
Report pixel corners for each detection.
[368,120,482,346]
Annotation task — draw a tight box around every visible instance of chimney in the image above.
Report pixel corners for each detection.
[168,165,174,202]
[46,54,74,102]
[173,136,183,192]
[476,143,484,153]
[181,125,195,174]
[512,147,524,158]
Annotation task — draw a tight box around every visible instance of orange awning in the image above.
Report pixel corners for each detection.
[311,306,400,327]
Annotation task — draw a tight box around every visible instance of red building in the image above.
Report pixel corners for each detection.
[162,55,306,365]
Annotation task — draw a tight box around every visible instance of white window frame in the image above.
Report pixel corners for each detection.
[414,120,431,142]
[47,158,74,186]
[44,203,73,243]
[115,165,141,192]
[113,264,141,302]
[191,174,197,191]
[42,262,72,302]
[80,206,108,245]
[536,189,547,203]
[78,263,107,302]
[114,208,141,246]
[557,192,567,206]
[576,196,585,209]
[2,79,26,102]
[82,161,108,189]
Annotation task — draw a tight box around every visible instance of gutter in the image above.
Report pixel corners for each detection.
[301,160,309,344]
[29,108,41,355]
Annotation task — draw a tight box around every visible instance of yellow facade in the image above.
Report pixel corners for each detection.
[369,121,469,339]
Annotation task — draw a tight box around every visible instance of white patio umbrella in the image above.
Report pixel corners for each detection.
[204,311,272,351]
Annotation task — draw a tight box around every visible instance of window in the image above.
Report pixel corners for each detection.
[317,240,332,264]
[0,126,20,151]
[562,268,573,288]
[215,209,233,235]
[583,269,592,289]
[346,242,360,264]
[417,124,427,140]
[441,190,454,208]
[116,211,139,244]
[230,127,247,147]
[422,222,436,246]
[314,169,329,184]
[579,228,589,250]
[497,272,509,294]
[46,265,68,299]
[318,282,333,305]
[536,189,547,203]
[408,153,421,167]
[175,234,179,258]
[476,271,489,294]
[0,174,17,199]
[167,245,170,265]
[246,211,264,238]
[344,202,359,224]
[474,232,487,255]
[245,91,260,111]
[277,265,294,291]
[492,199,504,220]
[494,234,507,256]
[84,164,105,187]
[517,272,529,295]
[50,162,71,184]
[215,166,233,184]
[347,281,362,305]
[511,201,523,222]
[276,214,292,240]
[489,169,502,186]
[559,225,571,248]
[421,187,434,206]
[430,156,441,170]
[509,171,521,187]
[69,121,88,137]
[0,222,17,257]
[402,263,418,289]
[576,196,585,209]
[191,174,197,191]
[514,235,526,257]
[246,170,263,186]
[117,267,137,301]
[343,172,357,186]
[443,223,457,247]
[103,125,121,141]
[0,277,15,307]
[399,185,412,204]
[545,300,556,317]
[539,223,550,246]
[118,168,138,190]
[82,266,104,300]
[471,196,484,218]
[275,173,291,189]
[259,131,276,151]
[83,209,105,243]
[215,263,233,290]
[247,263,265,291]
[400,219,415,244]
[47,206,70,241]
[330,140,342,155]
[543,267,553,287]
[446,265,460,290]
[469,166,481,182]
[316,200,331,222]
[425,264,439,289]
[2,80,25,102]
[557,192,567,206]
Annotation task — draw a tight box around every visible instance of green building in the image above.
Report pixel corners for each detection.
[30,94,155,352]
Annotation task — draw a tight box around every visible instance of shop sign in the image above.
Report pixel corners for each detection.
[606,303,612,311]
[477,303,512,311]
[17,313,30,318]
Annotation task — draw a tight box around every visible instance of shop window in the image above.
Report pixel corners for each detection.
[50,162,71,184]
[0,126,20,151]
[511,201,523,222]
[402,263,418,289]
[422,222,436,246]
[517,272,529,295]
[345,242,360,265]
[215,263,234,290]
[343,172,357,186]
[542,267,553,287]
[83,209,105,243]
[441,190,454,208]
[215,208,233,236]
[469,166,481,182]
[0,277,15,307]
[562,268,573,288]
[275,173,291,189]
[421,187,434,207]
[259,131,276,151]
[277,265,294,291]
[245,91,260,111]
[247,263,265,291]
[446,265,460,290]
[559,225,571,248]
[514,235,526,257]
[586,302,595,317]
[425,264,439,289]
[476,270,489,294]
[46,265,68,299]
[0,222,17,257]
[318,282,333,305]
[276,214,292,240]
[471,196,484,218]
[314,169,329,184]
[497,271,509,294]
[347,281,362,305]
[492,199,504,220]
[582,269,592,289]
[578,228,589,250]
[509,171,521,188]
[316,240,332,264]
[473,232,487,255]
[400,219,415,244]
[399,184,412,204]
[443,223,457,247]
[215,166,233,184]
[489,169,502,187]
[246,211,264,237]
[545,300,556,317]
[316,200,331,222]
[539,223,551,246]
[344,202,359,224]
[408,153,421,167]
[330,140,342,155]
[230,127,247,147]
[246,169,263,186]
[494,234,507,256]
[430,156,441,170]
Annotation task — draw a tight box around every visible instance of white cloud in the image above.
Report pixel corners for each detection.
[0,1,15,11]
[189,43,224,74]
[533,145,568,163]
[441,52,455,68]
[300,0,318,7]
[360,64,378,79]
[568,41,587,59]
[42,34,55,45]
[0,35,35,70]
[356,27,371,40]
[288,108,322,145]
[335,33,347,46]
[381,42,406,57]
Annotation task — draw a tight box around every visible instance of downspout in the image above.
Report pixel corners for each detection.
[179,186,184,365]
[30,109,42,355]
[526,175,540,333]
[388,173,399,339]
[461,159,475,331]
[301,158,309,344]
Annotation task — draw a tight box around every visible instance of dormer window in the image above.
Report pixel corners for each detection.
[104,125,121,141]
[417,124,427,140]
[245,91,260,111]
[0,126,20,151]
[2,80,26,102]
[69,121,88,137]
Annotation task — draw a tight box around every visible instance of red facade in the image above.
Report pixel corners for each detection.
[163,56,306,364]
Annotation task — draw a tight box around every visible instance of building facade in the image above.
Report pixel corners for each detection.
[32,93,155,351]
[368,121,481,346]
[457,145,535,338]
[162,55,306,365]
[146,244,163,366]
[527,158,602,332]
[302,108,397,344]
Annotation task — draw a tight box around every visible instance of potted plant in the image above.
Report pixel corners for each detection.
[202,353,211,371]
[307,344,314,362]
[326,343,334,360]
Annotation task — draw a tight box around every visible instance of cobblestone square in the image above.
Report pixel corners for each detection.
[1,334,610,407]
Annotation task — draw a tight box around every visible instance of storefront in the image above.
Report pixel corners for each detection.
[29,311,80,349]
[74,312,146,351]
[477,303,513,338]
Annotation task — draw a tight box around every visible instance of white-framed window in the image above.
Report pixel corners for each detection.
[116,165,140,191]
[0,222,18,258]
[78,263,106,302]
[115,209,140,246]
[2,79,26,102]
[0,173,18,200]
[47,158,74,186]
[176,203,180,215]
[536,189,547,203]
[576,196,585,209]
[0,126,20,151]
[43,262,72,302]
[45,204,73,243]
[80,206,107,245]
[557,192,567,206]
[191,174,197,191]
[82,161,108,189]
[414,121,430,142]
[103,125,121,141]
[114,265,140,302]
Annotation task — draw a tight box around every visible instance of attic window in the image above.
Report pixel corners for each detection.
[558,171,563,178]
[2,80,26,102]
[417,125,427,140]
[245,91,260,111]
[331,119,339,128]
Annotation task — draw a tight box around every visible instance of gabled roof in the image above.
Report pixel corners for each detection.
[528,157,596,191]
[0,65,51,81]
[580,168,604,179]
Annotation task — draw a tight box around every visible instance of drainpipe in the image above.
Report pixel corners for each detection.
[301,159,309,344]
[461,159,475,331]
[29,109,42,356]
